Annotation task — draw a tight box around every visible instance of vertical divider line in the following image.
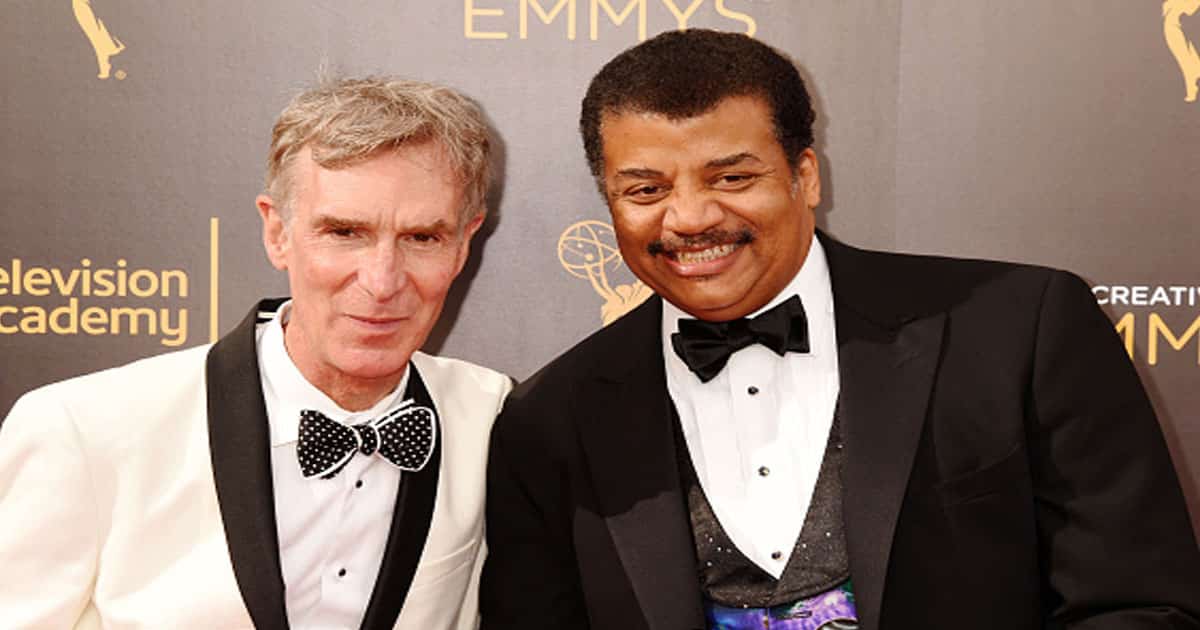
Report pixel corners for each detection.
[210,217,219,343]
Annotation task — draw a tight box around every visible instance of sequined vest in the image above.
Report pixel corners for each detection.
[672,409,851,608]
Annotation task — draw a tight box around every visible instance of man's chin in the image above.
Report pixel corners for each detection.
[669,297,757,321]
[331,348,414,381]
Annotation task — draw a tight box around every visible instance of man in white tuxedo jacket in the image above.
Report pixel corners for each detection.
[0,77,511,630]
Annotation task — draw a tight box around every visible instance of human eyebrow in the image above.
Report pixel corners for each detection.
[613,167,665,180]
[314,215,369,232]
[704,152,763,169]
[400,219,453,234]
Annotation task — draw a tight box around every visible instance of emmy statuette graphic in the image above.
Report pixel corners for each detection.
[73,0,125,80]
[558,220,653,326]
[1164,0,1200,102]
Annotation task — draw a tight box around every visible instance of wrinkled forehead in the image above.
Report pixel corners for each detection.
[288,141,462,195]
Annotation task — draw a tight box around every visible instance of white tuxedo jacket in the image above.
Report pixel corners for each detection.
[0,300,512,630]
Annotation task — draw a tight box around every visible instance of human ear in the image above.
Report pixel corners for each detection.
[256,194,290,271]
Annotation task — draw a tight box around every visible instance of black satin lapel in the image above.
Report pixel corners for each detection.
[577,347,705,630]
[360,365,441,630]
[837,309,944,630]
[206,300,289,630]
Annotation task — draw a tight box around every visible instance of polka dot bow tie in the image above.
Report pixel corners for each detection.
[297,401,437,479]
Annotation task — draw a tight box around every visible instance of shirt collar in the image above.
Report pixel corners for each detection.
[257,301,409,447]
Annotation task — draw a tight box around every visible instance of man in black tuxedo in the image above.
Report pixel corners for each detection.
[481,30,1200,629]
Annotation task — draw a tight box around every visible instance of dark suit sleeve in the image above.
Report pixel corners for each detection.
[1030,272,1200,627]
[480,398,591,629]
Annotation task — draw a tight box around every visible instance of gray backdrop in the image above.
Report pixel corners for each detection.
[3,1,1198,530]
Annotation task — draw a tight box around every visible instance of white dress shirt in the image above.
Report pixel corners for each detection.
[257,302,407,630]
[663,238,840,578]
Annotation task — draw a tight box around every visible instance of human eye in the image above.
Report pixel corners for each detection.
[328,226,358,238]
[401,231,446,250]
[317,218,366,240]
[623,183,670,204]
[713,172,757,190]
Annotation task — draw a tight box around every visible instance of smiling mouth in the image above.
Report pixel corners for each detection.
[348,315,405,326]
[673,243,739,264]
[649,228,754,264]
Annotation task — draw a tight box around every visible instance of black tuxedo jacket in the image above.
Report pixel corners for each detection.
[481,236,1200,629]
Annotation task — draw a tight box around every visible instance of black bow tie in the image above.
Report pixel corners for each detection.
[297,401,436,479]
[670,295,810,383]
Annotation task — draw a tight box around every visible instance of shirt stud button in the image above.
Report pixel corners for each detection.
[337,568,347,577]
[355,480,363,489]
[771,551,783,560]
[747,386,759,395]
[758,466,770,477]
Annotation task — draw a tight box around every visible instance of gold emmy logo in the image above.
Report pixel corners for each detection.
[1164,0,1200,102]
[73,0,126,80]
[558,220,653,325]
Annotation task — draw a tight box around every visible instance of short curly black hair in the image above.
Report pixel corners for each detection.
[580,29,815,185]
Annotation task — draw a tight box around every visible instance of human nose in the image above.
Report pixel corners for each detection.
[662,189,724,236]
[357,241,408,301]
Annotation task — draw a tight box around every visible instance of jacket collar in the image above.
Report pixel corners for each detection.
[820,232,945,629]
[205,298,439,630]
[206,299,290,630]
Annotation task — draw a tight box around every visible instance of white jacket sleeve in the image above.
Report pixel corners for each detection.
[0,387,101,629]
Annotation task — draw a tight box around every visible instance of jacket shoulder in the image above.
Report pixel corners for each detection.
[505,298,660,414]
[14,345,212,411]
[4,345,213,453]
[410,352,514,440]
[824,238,1081,323]
[411,351,513,400]
[832,238,1070,286]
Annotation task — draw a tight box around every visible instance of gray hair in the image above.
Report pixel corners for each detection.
[265,76,492,225]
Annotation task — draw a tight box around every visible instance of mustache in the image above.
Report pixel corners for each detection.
[646,229,754,257]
